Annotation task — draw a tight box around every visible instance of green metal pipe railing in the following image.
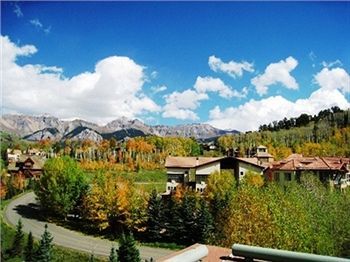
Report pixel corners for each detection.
[232,244,350,262]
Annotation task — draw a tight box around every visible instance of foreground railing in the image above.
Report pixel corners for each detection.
[231,244,350,262]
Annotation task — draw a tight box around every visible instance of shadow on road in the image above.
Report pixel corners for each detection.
[14,203,46,222]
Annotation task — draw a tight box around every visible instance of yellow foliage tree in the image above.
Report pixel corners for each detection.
[83,173,147,234]
[219,186,276,247]
[243,171,264,188]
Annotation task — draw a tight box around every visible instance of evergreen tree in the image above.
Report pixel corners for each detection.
[197,198,214,244]
[10,219,24,256]
[178,192,198,245]
[109,246,118,262]
[117,233,141,262]
[35,224,53,262]
[24,231,35,262]
[146,190,163,242]
[163,196,183,243]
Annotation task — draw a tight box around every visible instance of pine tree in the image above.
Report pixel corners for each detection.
[197,198,214,244]
[146,189,163,242]
[163,196,183,243]
[10,219,24,256]
[117,233,141,262]
[109,246,118,262]
[24,231,35,262]
[35,224,53,262]
[178,193,198,245]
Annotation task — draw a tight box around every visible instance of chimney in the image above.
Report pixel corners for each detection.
[196,157,199,166]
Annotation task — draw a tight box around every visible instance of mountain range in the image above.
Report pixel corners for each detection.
[0,114,239,142]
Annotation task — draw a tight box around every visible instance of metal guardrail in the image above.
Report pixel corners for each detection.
[232,244,350,262]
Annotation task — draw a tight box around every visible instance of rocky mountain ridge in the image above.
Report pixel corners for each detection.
[0,114,239,141]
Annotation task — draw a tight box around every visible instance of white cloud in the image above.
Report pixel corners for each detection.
[29,19,51,34]
[151,85,167,94]
[30,19,43,28]
[251,56,299,96]
[162,89,208,120]
[308,51,316,68]
[309,51,316,61]
[314,67,350,93]
[208,55,254,78]
[162,76,249,121]
[321,60,342,68]
[1,35,160,124]
[13,4,23,17]
[208,66,350,132]
[151,71,158,79]
[194,76,247,98]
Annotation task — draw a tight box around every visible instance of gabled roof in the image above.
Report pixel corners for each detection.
[236,157,268,169]
[165,156,223,168]
[269,154,350,172]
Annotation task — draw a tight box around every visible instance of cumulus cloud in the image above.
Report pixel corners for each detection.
[1,35,160,124]
[194,76,247,98]
[162,89,208,120]
[251,56,299,96]
[208,55,254,78]
[162,75,249,120]
[162,89,209,120]
[208,66,350,131]
[314,67,349,93]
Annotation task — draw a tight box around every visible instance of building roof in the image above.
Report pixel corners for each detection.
[236,157,269,169]
[269,154,350,172]
[165,156,223,168]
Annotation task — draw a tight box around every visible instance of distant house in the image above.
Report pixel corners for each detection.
[6,149,22,163]
[8,155,45,179]
[164,153,269,193]
[254,145,274,163]
[234,157,267,180]
[165,156,222,193]
[265,154,350,189]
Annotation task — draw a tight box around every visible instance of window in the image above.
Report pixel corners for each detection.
[285,172,292,181]
[240,171,244,176]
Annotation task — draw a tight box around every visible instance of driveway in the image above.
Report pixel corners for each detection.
[4,192,174,260]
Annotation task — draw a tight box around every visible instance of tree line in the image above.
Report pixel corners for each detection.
[258,106,348,132]
[33,157,350,257]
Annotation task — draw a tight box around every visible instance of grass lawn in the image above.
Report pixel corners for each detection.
[85,169,167,193]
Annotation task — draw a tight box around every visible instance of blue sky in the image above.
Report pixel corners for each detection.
[1,1,349,131]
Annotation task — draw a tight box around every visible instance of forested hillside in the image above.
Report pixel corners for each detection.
[216,107,350,159]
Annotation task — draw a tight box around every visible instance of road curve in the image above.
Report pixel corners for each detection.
[4,192,174,260]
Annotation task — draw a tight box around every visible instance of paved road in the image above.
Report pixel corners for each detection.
[4,192,174,260]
